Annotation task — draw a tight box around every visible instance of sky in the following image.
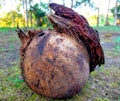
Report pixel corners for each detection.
[0,0,116,17]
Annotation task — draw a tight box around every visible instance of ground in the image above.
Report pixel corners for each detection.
[0,26,120,101]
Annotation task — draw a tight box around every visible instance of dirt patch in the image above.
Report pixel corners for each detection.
[0,31,20,68]
[100,32,120,69]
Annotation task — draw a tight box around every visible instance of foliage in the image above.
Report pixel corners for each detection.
[88,14,114,26]
[8,76,24,87]
[88,15,97,26]
[74,0,95,8]
[0,10,25,27]
[111,4,120,19]
[30,2,49,27]
[0,1,51,27]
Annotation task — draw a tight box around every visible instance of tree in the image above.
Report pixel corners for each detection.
[62,0,65,6]
[96,0,100,26]
[114,0,118,26]
[20,0,33,27]
[71,0,73,8]
[25,0,28,27]
[29,0,33,27]
[0,10,25,27]
[105,0,111,26]
[20,0,29,27]
[111,4,120,25]
[74,0,94,8]
[96,7,99,26]
[30,3,46,26]
[74,0,99,26]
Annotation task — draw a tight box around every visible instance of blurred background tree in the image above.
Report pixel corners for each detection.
[0,10,25,27]
[30,2,48,27]
[104,0,111,26]
[111,0,120,26]
[0,0,120,27]
[74,0,94,8]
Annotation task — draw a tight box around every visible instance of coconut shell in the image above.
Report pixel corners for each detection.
[20,30,89,99]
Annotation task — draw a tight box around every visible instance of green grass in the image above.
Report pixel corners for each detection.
[1,25,120,33]
[0,25,53,33]
[0,26,120,101]
[0,27,17,33]
[0,60,120,101]
[94,26,120,33]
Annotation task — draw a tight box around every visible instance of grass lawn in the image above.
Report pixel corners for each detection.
[0,26,120,101]
[94,26,120,33]
[0,25,120,33]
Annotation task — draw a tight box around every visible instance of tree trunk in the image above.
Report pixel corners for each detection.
[97,8,99,26]
[97,0,100,26]
[63,0,65,6]
[114,0,118,26]
[105,0,111,26]
[30,12,32,27]
[71,0,73,8]
[29,0,33,27]
[25,0,28,27]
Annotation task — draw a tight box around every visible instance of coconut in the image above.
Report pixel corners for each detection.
[17,29,89,99]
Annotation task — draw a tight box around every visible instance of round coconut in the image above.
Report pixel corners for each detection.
[21,30,89,99]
